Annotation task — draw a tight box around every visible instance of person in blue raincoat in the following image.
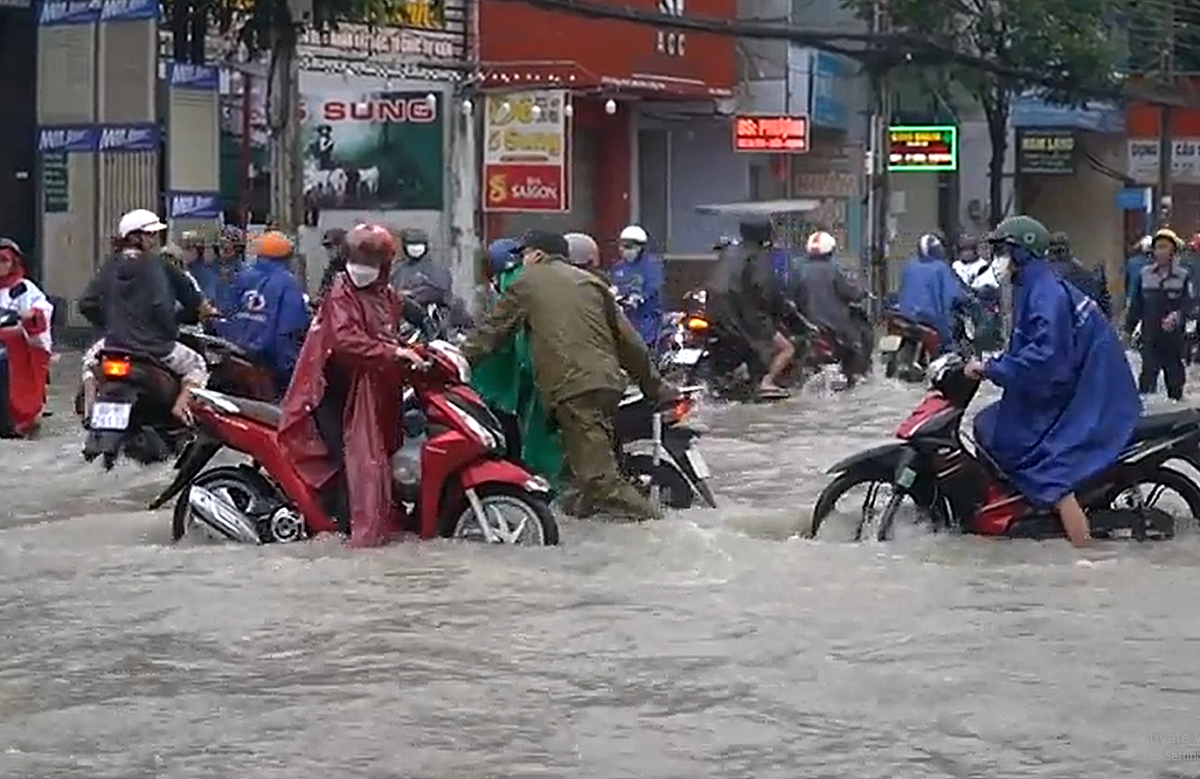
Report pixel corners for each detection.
[214,231,311,395]
[212,226,248,315]
[892,233,966,351]
[966,216,1141,548]
[610,224,664,349]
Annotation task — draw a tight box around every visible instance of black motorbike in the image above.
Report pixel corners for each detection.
[82,350,192,469]
[614,385,716,509]
[880,306,974,383]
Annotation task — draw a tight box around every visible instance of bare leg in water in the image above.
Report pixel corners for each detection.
[171,381,199,425]
[760,331,795,392]
[1056,492,1093,547]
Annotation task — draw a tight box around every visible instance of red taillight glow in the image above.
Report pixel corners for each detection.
[101,357,131,378]
[668,396,694,424]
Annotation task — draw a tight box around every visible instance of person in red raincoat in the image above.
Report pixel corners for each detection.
[276,224,426,547]
[0,239,54,438]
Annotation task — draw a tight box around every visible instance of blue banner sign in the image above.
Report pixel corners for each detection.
[97,123,160,152]
[99,0,157,21]
[37,123,161,153]
[37,125,99,152]
[37,0,101,26]
[167,191,223,219]
[166,61,219,91]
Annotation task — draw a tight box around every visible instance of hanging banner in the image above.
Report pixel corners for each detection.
[99,0,158,22]
[483,90,570,212]
[165,61,219,91]
[38,0,101,25]
[166,191,223,219]
[1016,128,1076,174]
[38,125,100,152]
[299,91,444,211]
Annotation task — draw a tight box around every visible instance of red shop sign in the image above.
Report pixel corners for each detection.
[483,163,569,212]
[733,115,809,153]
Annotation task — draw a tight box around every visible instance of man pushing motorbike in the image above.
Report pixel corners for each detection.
[461,231,673,522]
[707,218,794,399]
[892,233,966,353]
[1126,228,1192,400]
[213,231,311,396]
[965,215,1141,548]
[277,223,428,548]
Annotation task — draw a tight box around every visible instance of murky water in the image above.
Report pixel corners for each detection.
[3,357,1200,778]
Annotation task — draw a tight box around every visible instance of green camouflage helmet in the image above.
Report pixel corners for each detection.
[987,215,1050,255]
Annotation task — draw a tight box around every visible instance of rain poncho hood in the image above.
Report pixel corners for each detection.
[610,247,664,348]
[893,242,965,349]
[973,257,1141,507]
[277,266,411,547]
[0,247,52,436]
[470,264,563,486]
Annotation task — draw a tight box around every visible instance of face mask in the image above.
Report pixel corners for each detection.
[345,263,380,288]
[405,243,427,259]
[619,247,639,262]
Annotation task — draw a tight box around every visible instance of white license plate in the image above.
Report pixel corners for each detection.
[671,347,704,365]
[879,334,903,353]
[685,448,711,479]
[90,401,131,431]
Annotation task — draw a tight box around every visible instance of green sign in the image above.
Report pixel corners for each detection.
[42,152,68,213]
[888,125,958,172]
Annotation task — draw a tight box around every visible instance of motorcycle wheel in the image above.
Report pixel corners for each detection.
[625,453,697,509]
[171,466,276,542]
[809,465,948,540]
[1099,467,1200,539]
[443,484,560,545]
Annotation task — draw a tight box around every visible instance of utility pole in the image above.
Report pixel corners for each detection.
[269,0,309,283]
[1157,0,1176,227]
[865,0,891,304]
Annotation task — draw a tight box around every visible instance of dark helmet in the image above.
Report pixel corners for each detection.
[738,218,773,246]
[486,238,521,276]
[986,215,1051,257]
[346,223,397,267]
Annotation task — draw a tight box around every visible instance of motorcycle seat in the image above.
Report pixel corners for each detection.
[1133,408,1200,440]
[230,397,282,428]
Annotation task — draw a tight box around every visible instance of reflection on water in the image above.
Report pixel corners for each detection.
[2,358,1200,778]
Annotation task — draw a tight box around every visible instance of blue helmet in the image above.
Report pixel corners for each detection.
[486,238,521,276]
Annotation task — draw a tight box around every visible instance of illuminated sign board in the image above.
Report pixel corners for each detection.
[733,115,809,153]
[1016,128,1076,174]
[888,125,957,171]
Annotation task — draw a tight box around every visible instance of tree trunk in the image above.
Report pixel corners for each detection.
[984,91,1010,228]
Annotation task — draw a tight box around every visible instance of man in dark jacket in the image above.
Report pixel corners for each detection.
[461,231,673,522]
[1048,232,1111,317]
[796,229,867,350]
[316,227,348,303]
[706,219,794,398]
[79,209,209,422]
[1126,228,1192,400]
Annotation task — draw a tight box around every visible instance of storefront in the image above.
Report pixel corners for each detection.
[1125,81,1200,241]
[477,0,736,261]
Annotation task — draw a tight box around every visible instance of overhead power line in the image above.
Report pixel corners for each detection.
[486,0,1200,109]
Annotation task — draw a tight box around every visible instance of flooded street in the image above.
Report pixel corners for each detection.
[3,359,1200,778]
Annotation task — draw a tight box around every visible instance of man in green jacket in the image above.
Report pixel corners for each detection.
[462,231,672,522]
[471,238,564,488]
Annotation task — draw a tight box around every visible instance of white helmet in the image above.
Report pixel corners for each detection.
[806,230,837,256]
[1138,235,1153,253]
[619,224,648,244]
[118,208,167,238]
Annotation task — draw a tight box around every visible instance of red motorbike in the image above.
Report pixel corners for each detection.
[809,353,1200,542]
[148,339,559,546]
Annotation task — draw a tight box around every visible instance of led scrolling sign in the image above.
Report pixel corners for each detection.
[733,115,809,153]
[888,125,958,171]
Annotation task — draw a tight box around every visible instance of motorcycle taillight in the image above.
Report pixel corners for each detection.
[101,356,131,378]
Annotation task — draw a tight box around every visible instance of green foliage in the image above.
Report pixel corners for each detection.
[843,0,1124,112]
[164,0,435,54]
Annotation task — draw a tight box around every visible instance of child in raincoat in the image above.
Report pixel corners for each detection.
[470,238,564,489]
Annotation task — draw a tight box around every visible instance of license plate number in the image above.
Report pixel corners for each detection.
[879,334,903,353]
[671,348,704,365]
[895,465,916,489]
[685,448,711,479]
[91,401,131,431]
